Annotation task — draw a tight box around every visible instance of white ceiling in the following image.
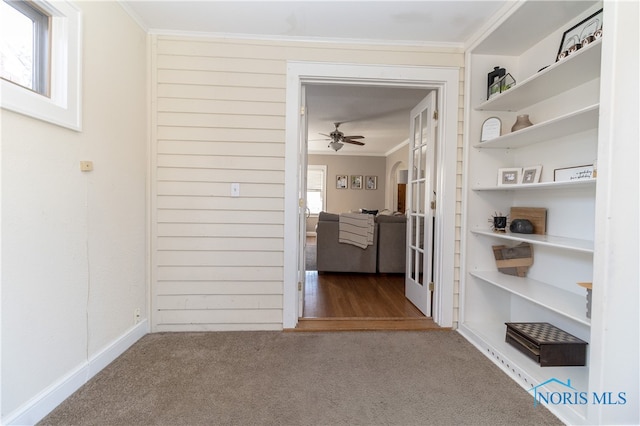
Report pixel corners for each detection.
[306,84,432,155]
[121,1,509,155]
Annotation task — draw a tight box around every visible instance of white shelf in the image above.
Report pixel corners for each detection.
[460,322,590,385]
[472,1,599,56]
[471,229,594,253]
[474,105,599,149]
[472,179,596,192]
[459,322,589,424]
[475,39,602,112]
[470,270,591,326]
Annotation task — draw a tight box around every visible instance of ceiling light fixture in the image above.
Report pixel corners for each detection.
[329,141,344,151]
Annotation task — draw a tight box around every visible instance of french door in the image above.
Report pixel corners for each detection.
[405,91,437,316]
[297,86,308,316]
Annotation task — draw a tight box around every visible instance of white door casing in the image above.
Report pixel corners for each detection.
[284,61,458,328]
[297,86,308,316]
[405,92,437,315]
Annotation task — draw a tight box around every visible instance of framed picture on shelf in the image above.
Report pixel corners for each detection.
[480,117,502,142]
[497,168,522,186]
[557,8,603,61]
[365,176,377,190]
[554,165,594,182]
[336,175,348,189]
[351,175,363,190]
[521,165,542,184]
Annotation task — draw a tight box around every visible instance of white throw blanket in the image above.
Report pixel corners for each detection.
[338,213,375,249]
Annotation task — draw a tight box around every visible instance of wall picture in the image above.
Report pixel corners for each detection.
[336,175,348,189]
[350,175,363,190]
[365,176,377,190]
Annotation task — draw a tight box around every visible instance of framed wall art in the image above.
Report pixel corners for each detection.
[365,176,377,190]
[350,175,363,190]
[336,175,348,189]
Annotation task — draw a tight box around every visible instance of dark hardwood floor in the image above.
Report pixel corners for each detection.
[294,236,443,331]
[303,272,423,318]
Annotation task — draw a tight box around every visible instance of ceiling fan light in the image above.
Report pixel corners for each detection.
[329,141,344,151]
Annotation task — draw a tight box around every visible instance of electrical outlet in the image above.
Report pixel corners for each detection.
[134,308,141,324]
[80,161,93,172]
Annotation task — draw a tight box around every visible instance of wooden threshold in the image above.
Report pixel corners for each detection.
[288,317,448,332]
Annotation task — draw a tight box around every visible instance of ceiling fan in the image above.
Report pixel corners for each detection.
[319,122,365,151]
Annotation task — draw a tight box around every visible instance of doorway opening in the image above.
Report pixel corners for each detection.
[283,62,459,330]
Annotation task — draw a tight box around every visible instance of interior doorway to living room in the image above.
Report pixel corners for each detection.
[283,62,458,330]
[301,83,434,329]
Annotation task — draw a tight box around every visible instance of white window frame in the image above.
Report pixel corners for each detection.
[306,165,327,216]
[1,0,82,131]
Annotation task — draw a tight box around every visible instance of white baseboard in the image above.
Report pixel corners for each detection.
[3,320,149,426]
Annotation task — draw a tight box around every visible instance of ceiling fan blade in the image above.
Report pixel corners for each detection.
[343,139,365,146]
[343,135,364,139]
[318,133,332,137]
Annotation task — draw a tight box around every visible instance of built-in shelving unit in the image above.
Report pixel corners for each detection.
[460,2,604,424]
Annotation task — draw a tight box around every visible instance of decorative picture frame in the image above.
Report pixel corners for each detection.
[556,8,603,61]
[498,168,522,186]
[365,176,377,190]
[350,175,363,190]
[336,175,348,189]
[521,165,542,184]
[480,117,502,142]
[554,165,594,182]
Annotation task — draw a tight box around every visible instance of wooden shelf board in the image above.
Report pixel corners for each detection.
[471,229,594,253]
[474,105,599,149]
[470,271,591,326]
[475,39,602,112]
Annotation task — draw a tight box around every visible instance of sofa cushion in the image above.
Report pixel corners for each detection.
[318,211,339,222]
[375,214,406,223]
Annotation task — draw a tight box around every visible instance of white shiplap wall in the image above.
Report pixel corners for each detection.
[151,35,464,331]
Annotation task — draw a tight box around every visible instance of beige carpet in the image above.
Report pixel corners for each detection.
[39,331,561,426]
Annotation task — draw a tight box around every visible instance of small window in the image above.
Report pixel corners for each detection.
[307,165,327,215]
[1,0,50,96]
[0,0,82,131]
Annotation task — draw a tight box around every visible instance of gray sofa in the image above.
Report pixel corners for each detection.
[315,211,406,273]
[376,214,407,273]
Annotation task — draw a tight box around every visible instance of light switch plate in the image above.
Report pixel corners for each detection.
[80,161,93,172]
[231,183,240,197]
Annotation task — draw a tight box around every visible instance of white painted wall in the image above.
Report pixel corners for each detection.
[306,154,387,233]
[1,2,148,423]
